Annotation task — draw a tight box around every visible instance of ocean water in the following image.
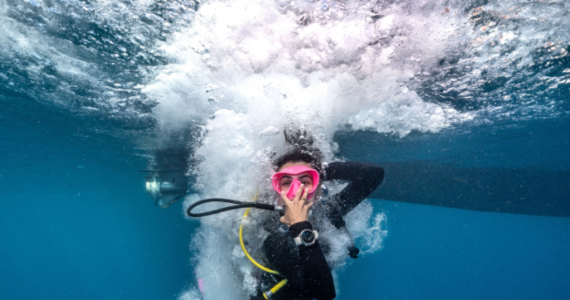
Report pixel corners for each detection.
[1,0,569,299]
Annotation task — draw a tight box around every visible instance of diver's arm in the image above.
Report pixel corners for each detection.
[289,221,336,300]
[262,222,336,300]
[324,162,384,217]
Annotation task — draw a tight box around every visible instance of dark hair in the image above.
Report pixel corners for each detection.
[273,129,324,175]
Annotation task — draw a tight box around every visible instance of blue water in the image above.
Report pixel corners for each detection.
[1,0,570,299]
[2,94,569,299]
[340,203,570,300]
[336,119,570,299]
[1,97,196,299]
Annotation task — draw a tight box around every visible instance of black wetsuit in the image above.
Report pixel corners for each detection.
[254,162,384,300]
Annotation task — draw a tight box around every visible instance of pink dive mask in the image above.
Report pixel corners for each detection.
[271,166,320,200]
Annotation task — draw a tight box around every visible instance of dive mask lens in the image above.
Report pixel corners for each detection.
[271,166,320,199]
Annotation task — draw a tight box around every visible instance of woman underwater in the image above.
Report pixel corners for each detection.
[251,130,384,300]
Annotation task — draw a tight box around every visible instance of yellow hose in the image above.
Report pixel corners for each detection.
[263,279,288,299]
[239,197,288,298]
[239,207,279,275]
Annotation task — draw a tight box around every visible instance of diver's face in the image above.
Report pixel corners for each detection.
[278,161,315,198]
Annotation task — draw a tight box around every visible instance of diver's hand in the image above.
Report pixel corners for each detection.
[280,184,313,226]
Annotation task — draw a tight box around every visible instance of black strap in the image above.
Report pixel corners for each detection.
[186,198,276,217]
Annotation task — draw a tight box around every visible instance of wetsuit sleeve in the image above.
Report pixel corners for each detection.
[324,162,384,218]
[262,221,336,300]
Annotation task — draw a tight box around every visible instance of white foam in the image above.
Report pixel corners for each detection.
[178,288,202,300]
[2,0,565,124]
[0,4,104,105]
[345,201,387,255]
[145,0,475,136]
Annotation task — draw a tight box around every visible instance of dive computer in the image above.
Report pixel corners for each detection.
[294,229,319,247]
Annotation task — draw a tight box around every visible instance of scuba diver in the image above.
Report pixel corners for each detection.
[251,130,385,300]
[186,129,384,300]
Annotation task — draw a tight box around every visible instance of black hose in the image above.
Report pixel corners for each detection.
[187,198,277,217]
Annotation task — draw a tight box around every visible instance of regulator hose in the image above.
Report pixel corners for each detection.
[187,197,288,298]
[186,198,280,217]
